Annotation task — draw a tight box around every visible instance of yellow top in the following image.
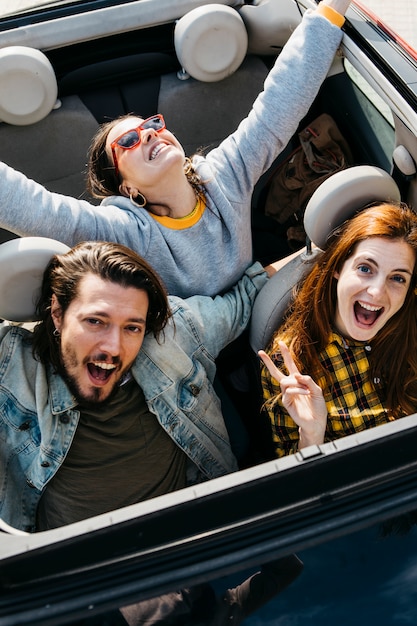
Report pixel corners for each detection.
[149,195,206,230]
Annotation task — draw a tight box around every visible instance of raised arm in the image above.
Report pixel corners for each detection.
[171,262,269,362]
[203,1,351,200]
[0,161,148,248]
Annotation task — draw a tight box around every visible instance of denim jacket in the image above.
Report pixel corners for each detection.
[0,263,268,532]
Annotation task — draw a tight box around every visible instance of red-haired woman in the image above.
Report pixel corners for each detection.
[260,203,417,457]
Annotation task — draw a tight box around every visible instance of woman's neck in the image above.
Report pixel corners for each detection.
[146,179,198,218]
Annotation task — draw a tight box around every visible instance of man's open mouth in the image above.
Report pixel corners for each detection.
[87,362,117,382]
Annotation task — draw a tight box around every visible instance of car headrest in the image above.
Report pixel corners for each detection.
[0,46,59,125]
[250,165,402,353]
[0,237,70,323]
[174,4,248,82]
[238,0,301,56]
[304,165,401,250]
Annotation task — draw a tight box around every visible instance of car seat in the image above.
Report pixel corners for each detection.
[249,164,402,354]
[242,165,401,461]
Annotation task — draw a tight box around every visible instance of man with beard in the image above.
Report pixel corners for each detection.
[0,240,302,625]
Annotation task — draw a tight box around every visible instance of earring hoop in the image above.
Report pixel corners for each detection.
[129,192,147,208]
[53,328,60,337]
[184,157,193,175]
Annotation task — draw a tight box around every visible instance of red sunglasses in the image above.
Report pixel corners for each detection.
[110,114,166,176]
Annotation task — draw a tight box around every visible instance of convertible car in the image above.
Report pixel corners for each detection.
[0,1,417,624]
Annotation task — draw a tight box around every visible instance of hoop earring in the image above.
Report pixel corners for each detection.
[184,157,193,176]
[129,192,147,208]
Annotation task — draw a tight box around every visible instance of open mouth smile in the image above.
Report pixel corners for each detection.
[87,361,117,383]
[149,143,165,160]
[354,300,383,326]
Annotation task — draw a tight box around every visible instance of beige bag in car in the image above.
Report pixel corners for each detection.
[264,113,353,229]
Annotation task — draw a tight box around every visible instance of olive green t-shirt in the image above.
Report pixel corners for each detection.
[36,379,187,530]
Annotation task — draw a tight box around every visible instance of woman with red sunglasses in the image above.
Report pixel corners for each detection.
[0,0,351,299]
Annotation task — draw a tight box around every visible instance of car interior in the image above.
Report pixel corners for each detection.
[0,1,416,468]
[0,1,414,224]
[1,5,417,622]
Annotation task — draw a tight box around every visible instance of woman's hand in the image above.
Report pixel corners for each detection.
[259,341,328,449]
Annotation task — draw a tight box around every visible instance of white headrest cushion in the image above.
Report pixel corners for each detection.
[0,237,70,322]
[174,4,248,82]
[304,165,401,250]
[0,46,58,125]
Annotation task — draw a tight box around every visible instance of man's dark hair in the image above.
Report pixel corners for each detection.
[32,241,171,370]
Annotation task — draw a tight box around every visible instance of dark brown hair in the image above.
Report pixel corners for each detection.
[32,241,171,370]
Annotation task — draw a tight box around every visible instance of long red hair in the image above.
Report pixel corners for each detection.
[269,203,417,417]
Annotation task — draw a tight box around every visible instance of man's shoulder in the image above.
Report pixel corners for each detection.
[167,295,198,320]
[0,322,33,344]
[0,324,39,376]
[140,298,200,358]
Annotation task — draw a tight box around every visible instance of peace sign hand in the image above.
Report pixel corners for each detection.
[259,341,328,450]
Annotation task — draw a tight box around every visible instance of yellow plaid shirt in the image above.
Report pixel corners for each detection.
[261,331,397,458]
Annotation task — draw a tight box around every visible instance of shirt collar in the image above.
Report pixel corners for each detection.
[329,329,371,351]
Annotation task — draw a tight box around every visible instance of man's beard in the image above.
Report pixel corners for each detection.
[59,346,126,409]
[63,372,122,409]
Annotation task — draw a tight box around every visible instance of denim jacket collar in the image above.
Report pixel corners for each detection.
[47,363,79,414]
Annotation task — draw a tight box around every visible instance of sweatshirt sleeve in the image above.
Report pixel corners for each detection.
[174,262,269,359]
[202,8,345,202]
[0,161,151,251]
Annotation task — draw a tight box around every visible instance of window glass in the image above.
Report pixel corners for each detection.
[212,519,417,625]
[344,59,394,126]
[355,0,417,54]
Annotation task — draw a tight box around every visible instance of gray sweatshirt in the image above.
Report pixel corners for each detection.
[0,10,344,298]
